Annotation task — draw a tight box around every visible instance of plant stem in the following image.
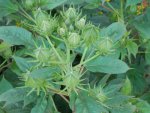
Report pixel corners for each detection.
[45,35,63,62]
[59,94,69,103]
[120,0,124,22]
[51,35,64,42]
[80,47,88,64]
[0,59,7,68]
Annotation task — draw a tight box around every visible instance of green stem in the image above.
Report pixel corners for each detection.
[45,35,63,62]
[51,35,64,42]
[0,59,7,68]
[80,47,88,64]
[49,96,58,112]
[82,54,99,65]
[120,0,124,22]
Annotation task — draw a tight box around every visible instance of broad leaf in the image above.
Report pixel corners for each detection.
[100,22,127,41]
[126,0,142,8]
[42,0,67,10]
[0,0,18,17]
[75,91,108,113]
[0,77,13,95]
[0,26,34,48]
[136,101,150,113]
[111,104,136,113]
[12,56,33,72]
[85,56,129,74]
[0,88,30,106]
[31,96,47,113]
[30,67,60,79]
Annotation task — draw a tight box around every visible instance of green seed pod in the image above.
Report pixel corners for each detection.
[69,24,74,31]
[3,48,12,59]
[34,9,57,35]
[98,37,113,55]
[75,18,86,29]
[65,18,71,25]
[63,75,80,94]
[34,47,51,64]
[34,9,49,25]
[65,8,77,20]
[57,27,66,36]
[68,33,80,48]
[82,24,99,46]
[0,42,12,59]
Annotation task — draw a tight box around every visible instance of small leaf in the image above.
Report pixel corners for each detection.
[126,40,138,58]
[136,101,150,113]
[0,77,13,95]
[30,67,60,79]
[85,56,129,74]
[121,77,132,95]
[0,26,34,48]
[0,88,30,106]
[111,104,136,113]
[75,91,108,113]
[31,96,47,113]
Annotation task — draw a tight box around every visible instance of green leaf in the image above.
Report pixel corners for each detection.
[0,77,13,95]
[42,0,67,10]
[0,0,18,17]
[66,0,85,4]
[23,92,37,107]
[31,96,47,113]
[145,42,150,64]
[127,70,148,95]
[100,22,127,41]
[111,104,136,113]
[121,77,132,95]
[30,67,60,79]
[136,101,150,113]
[134,22,150,39]
[126,0,142,8]
[0,109,4,113]
[75,91,108,113]
[85,56,129,74]
[0,26,34,48]
[12,56,33,72]
[134,8,150,39]
[126,40,138,58]
[0,88,29,106]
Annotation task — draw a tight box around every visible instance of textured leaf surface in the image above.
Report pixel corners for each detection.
[0,77,13,95]
[85,56,129,74]
[100,22,126,41]
[31,96,47,113]
[0,26,34,47]
[75,91,108,113]
[0,0,18,17]
[126,0,142,7]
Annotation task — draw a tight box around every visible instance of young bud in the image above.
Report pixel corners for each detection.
[82,24,99,46]
[97,37,113,55]
[34,47,51,64]
[75,18,86,29]
[65,8,77,19]
[68,33,80,48]
[57,27,66,36]
[25,0,35,9]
